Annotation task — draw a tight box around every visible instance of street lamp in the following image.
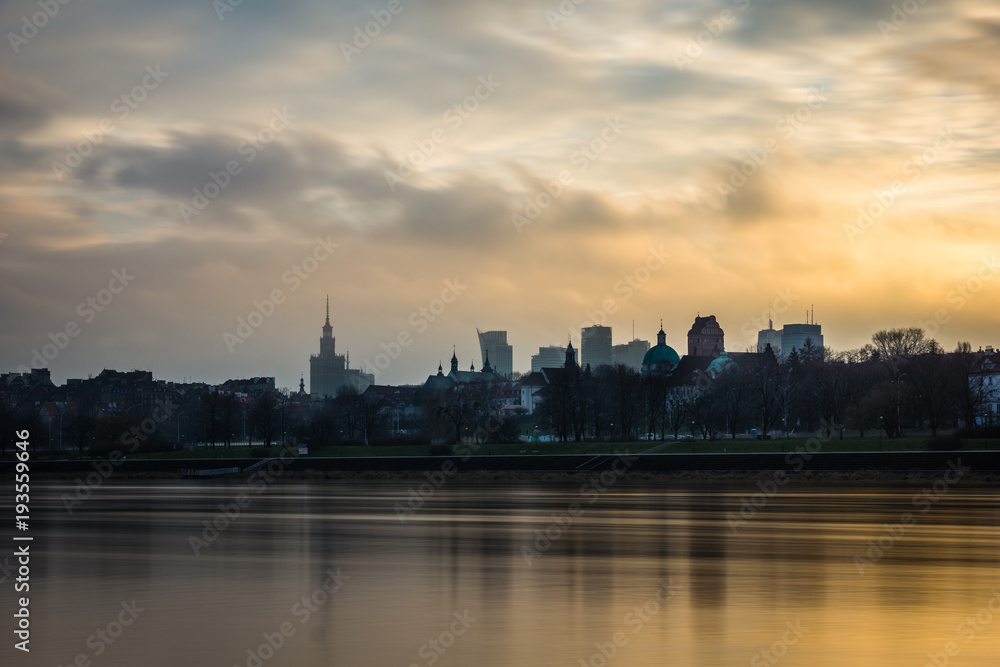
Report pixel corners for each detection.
[896,373,906,438]
[58,407,67,451]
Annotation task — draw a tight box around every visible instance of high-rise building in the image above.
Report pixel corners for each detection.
[581,325,613,369]
[477,329,513,378]
[612,339,650,371]
[687,315,724,358]
[757,317,782,356]
[780,323,823,357]
[531,345,576,372]
[309,297,374,397]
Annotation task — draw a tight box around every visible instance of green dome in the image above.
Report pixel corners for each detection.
[707,351,733,374]
[642,344,680,366]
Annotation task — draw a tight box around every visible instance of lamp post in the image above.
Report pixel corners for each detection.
[58,408,66,451]
[896,373,906,438]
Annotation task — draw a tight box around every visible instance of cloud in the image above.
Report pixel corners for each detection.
[1,0,998,386]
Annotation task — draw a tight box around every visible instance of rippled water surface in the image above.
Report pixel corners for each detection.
[4,479,1000,666]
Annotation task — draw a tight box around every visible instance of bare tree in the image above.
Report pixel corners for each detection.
[953,342,989,427]
[872,327,939,358]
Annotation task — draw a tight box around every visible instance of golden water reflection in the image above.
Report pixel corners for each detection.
[16,481,1000,666]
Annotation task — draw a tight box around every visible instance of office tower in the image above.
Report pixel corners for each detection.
[581,325,613,369]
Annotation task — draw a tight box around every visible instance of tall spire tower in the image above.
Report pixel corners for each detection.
[319,296,335,356]
[323,295,333,339]
[310,296,373,397]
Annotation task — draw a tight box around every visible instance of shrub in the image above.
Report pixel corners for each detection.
[955,425,1000,439]
[370,434,430,447]
[87,440,119,458]
[927,435,963,451]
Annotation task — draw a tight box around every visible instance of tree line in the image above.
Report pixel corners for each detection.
[532,327,993,442]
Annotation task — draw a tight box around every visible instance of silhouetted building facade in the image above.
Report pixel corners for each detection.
[612,339,650,371]
[687,315,724,358]
[780,323,823,357]
[309,297,374,397]
[477,329,513,378]
[531,345,576,372]
[581,325,613,369]
[757,317,782,356]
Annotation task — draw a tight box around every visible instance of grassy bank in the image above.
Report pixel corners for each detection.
[5,435,999,462]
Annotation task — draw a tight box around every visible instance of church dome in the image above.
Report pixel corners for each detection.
[707,351,733,375]
[642,344,680,366]
[641,323,679,376]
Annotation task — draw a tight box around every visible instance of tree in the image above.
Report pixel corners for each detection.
[664,387,694,440]
[689,385,724,440]
[859,380,904,438]
[0,389,17,456]
[220,392,239,448]
[200,390,220,448]
[250,392,278,447]
[871,327,939,358]
[713,362,751,438]
[357,391,385,445]
[746,344,784,437]
[907,351,958,435]
[434,386,477,444]
[275,388,291,446]
[953,342,989,427]
[69,390,100,454]
[643,373,670,440]
[602,364,641,440]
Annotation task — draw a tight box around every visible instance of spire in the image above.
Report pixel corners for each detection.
[321,296,333,339]
[450,346,458,374]
[437,361,443,376]
[565,341,577,369]
[482,350,493,374]
[657,319,666,347]
[470,360,475,372]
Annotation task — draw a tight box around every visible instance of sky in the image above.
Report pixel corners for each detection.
[1,0,998,389]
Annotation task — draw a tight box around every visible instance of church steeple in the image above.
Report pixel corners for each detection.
[450,346,458,374]
[565,340,577,368]
[482,350,493,374]
[657,319,666,347]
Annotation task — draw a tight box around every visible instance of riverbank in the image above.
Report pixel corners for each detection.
[5,450,999,483]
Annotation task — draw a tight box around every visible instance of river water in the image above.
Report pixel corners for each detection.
[4,478,1000,666]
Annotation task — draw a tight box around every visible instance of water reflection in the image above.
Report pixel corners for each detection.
[6,480,1000,666]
